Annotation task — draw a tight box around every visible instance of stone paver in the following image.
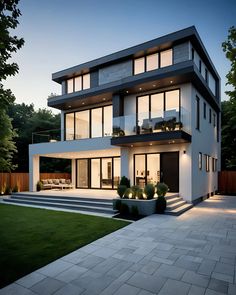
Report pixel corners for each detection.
[1,195,236,294]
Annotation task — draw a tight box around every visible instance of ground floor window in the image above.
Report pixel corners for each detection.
[76,156,120,189]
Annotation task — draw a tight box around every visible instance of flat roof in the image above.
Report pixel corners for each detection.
[52,26,220,83]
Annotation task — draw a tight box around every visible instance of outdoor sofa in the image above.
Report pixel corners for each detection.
[41,179,73,190]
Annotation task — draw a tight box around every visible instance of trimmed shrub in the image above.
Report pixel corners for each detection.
[144,183,155,199]
[131,206,139,218]
[4,186,12,195]
[117,185,127,198]
[12,185,19,193]
[131,185,140,198]
[156,196,167,214]
[36,181,43,192]
[120,176,130,188]
[120,203,129,215]
[156,182,169,197]
[114,199,122,211]
[124,188,134,199]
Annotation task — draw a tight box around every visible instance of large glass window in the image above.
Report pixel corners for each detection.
[91,159,100,188]
[160,49,173,67]
[77,159,88,188]
[67,78,74,93]
[134,57,145,75]
[75,110,90,139]
[146,53,158,71]
[138,95,149,126]
[113,158,120,188]
[151,93,164,118]
[165,90,179,112]
[65,113,74,140]
[91,108,103,137]
[101,158,112,189]
[103,105,112,136]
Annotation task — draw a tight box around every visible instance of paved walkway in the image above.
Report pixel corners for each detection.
[1,195,236,295]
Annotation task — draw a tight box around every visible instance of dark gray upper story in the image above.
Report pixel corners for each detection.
[48,26,220,112]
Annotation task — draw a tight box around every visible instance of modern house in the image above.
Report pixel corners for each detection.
[29,26,220,204]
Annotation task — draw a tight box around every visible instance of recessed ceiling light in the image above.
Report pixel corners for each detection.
[103,97,106,101]
[139,87,142,90]
[126,90,129,94]
[170,80,173,84]
[131,145,133,147]
[153,84,156,87]
[172,140,175,143]
[68,105,71,108]
[82,102,85,105]
[149,143,153,146]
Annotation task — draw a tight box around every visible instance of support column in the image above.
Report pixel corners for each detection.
[120,147,130,181]
[71,159,76,187]
[29,154,40,192]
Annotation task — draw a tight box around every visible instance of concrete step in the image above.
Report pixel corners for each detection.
[3,198,117,215]
[166,197,183,206]
[10,195,113,209]
[165,203,193,216]
[164,193,179,200]
[166,200,187,211]
[11,192,113,204]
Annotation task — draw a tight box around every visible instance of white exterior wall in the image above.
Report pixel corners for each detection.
[190,85,219,201]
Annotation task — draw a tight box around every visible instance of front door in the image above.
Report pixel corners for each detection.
[160,152,179,192]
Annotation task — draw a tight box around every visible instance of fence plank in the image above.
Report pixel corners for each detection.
[0,173,71,192]
[218,171,236,194]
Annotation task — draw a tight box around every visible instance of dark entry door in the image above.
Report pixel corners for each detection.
[160,152,179,192]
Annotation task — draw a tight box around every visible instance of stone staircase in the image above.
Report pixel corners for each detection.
[165,193,193,216]
[3,193,117,217]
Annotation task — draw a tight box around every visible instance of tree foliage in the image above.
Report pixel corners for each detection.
[0,0,24,171]
[8,103,70,173]
[221,26,236,170]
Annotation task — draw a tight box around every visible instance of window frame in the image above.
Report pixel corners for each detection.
[199,152,202,170]
[196,96,200,131]
[66,73,90,93]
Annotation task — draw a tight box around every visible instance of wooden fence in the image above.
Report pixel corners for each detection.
[218,171,236,195]
[0,172,71,192]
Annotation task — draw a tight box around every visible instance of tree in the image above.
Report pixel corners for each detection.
[221,27,236,170]
[0,0,24,171]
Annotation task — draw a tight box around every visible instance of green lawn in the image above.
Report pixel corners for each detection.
[0,204,129,288]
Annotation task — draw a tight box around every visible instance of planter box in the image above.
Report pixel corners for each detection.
[113,198,157,216]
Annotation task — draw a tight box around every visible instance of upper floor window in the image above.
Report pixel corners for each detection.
[205,68,208,84]
[209,108,212,124]
[160,49,172,68]
[205,155,210,172]
[66,73,90,94]
[203,102,206,119]
[134,49,172,75]
[199,152,202,170]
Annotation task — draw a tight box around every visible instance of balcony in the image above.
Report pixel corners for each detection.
[111,107,191,147]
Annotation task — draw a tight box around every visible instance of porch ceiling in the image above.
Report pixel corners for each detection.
[40,148,121,159]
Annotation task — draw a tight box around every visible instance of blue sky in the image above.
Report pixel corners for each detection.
[4,0,236,112]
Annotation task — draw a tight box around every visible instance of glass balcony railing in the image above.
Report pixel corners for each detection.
[112,107,191,137]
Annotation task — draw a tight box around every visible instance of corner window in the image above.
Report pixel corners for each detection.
[205,68,208,84]
[83,73,90,90]
[199,153,202,170]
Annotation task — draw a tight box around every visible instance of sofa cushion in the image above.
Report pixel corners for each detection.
[41,179,48,185]
[65,179,71,184]
[59,179,66,184]
[48,179,53,184]
[53,179,60,185]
